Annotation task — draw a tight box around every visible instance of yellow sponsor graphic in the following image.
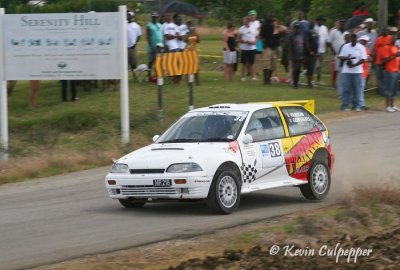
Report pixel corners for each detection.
[154,51,199,77]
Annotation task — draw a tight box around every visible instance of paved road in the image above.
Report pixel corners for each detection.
[1,111,399,270]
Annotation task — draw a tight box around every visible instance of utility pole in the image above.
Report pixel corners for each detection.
[377,0,388,34]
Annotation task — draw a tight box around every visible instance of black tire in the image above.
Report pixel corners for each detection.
[118,198,147,208]
[206,170,241,214]
[300,161,331,200]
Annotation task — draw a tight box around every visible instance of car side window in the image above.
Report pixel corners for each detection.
[281,107,326,136]
[245,108,285,142]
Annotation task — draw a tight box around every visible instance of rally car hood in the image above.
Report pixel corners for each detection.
[118,142,236,169]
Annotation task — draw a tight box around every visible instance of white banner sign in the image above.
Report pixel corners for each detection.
[3,12,121,80]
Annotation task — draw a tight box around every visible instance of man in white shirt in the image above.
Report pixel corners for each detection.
[338,33,367,111]
[127,11,142,77]
[314,16,329,84]
[163,13,179,52]
[238,16,258,81]
[174,15,189,51]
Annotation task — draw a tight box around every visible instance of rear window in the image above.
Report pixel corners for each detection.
[281,107,326,136]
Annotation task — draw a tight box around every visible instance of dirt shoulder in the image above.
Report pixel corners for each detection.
[31,186,400,270]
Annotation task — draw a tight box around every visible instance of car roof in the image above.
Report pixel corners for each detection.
[192,103,274,113]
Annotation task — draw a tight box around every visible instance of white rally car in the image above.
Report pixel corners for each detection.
[105,102,334,214]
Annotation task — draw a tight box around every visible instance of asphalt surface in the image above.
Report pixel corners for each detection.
[0,111,399,270]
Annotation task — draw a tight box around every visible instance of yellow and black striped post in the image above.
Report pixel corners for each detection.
[154,51,199,113]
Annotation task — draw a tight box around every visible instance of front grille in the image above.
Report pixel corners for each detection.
[120,185,177,195]
[130,169,165,174]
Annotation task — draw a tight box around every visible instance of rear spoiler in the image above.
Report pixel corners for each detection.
[252,100,315,114]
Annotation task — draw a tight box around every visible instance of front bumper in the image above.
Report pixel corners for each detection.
[105,173,212,200]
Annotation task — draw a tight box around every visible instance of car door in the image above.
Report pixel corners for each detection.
[280,106,327,180]
[238,108,290,186]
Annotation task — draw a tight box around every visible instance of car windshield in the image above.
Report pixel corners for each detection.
[157,111,248,143]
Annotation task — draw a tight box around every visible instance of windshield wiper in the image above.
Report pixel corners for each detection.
[159,138,199,143]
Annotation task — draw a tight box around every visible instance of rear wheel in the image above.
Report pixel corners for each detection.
[300,161,330,200]
[118,198,147,208]
[207,170,241,214]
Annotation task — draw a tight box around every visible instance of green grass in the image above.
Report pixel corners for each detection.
[0,34,385,184]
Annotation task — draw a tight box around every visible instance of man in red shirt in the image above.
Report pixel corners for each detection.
[381,34,400,112]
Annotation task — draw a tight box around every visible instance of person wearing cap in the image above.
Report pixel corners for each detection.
[238,16,258,81]
[146,12,163,74]
[327,19,346,89]
[127,11,142,80]
[338,33,367,112]
[381,34,400,112]
[314,16,329,84]
[358,35,372,109]
[356,18,377,52]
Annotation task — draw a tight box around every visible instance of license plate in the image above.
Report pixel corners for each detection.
[153,179,172,187]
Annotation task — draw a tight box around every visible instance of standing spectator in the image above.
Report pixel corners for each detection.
[358,35,372,109]
[174,15,189,51]
[395,31,400,49]
[260,15,287,84]
[327,19,346,89]
[314,16,329,84]
[248,10,261,76]
[373,28,391,95]
[304,21,319,87]
[186,21,201,85]
[352,2,369,17]
[356,18,377,52]
[61,80,78,102]
[381,33,400,112]
[291,10,310,37]
[238,16,257,81]
[146,12,163,75]
[288,22,305,89]
[223,22,238,82]
[127,11,142,80]
[29,80,39,109]
[338,33,367,111]
[163,13,179,52]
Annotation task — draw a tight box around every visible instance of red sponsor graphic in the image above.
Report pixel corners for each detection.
[228,141,239,153]
[284,128,325,180]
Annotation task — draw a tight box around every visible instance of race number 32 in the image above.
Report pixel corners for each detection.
[268,142,281,157]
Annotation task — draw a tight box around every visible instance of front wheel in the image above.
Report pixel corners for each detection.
[300,161,330,200]
[206,170,241,214]
[118,198,147,208]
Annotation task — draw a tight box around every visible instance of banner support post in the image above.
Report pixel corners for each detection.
[0,8,8,160]
[188,74,194,111]
[119,5,130,144]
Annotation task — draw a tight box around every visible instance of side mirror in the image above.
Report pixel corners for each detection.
[152,135,160,142]
[242,134,253,144]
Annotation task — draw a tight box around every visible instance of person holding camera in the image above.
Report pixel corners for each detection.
[338,33,367,112]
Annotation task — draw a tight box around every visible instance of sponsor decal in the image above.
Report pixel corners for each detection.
[228,140,239,153]
[241,159,258,183]
[260,144,270,156]
[284,128,325,180]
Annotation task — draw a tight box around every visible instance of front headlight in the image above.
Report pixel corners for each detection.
[166,163,203,173]
[111,163,129,173]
